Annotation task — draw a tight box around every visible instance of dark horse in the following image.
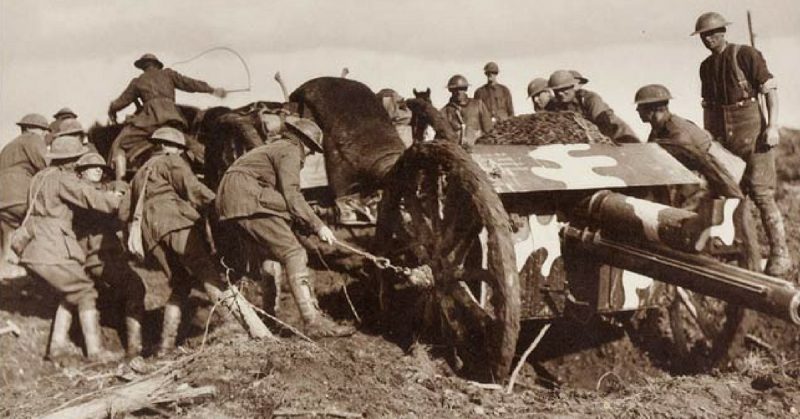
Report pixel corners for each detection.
[408,88,457,144]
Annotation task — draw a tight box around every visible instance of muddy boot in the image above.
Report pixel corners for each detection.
[761,202,793,277]
[125,316,143,358]
[78,308,120,363]
[157,302,182,357]
[46,303,73,363]
[288,273,355,339]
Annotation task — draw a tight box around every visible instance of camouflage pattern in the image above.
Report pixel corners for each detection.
[471,143,699,194]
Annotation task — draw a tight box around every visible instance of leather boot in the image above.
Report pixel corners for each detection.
[125,316,143,358]
[46,303,73,363]
[288,272,355,339]
[157,302,182,357]
[761,201,793,277]
[78,308,120,363]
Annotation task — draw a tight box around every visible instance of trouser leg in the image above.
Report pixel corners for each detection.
[746,149,792,277]
[235,216,355,338]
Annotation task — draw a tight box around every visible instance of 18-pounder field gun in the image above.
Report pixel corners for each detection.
[282,77,800,383]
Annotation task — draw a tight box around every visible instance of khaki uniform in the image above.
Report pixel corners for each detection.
[648,114,742,199]
[108,68,215,168]
[20,167,121,309]
[74,181,145,319]
[216,137,324,277]
[700,43,791,276]
[123,151,218,297]
[474,83,514,121]
[0,132,48,229]
[553,89,639,143]
[441,98,494,147]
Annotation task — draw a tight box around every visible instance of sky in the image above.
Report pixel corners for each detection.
[1,0,799,147]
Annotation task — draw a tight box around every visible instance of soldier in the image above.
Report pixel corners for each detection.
[18,136,122,362]
[52,118,98,153]
[107,53,227,183]
[548,69,639,143]
[634,84,745,203]
[526,78,552,112]
[123,127,253,355]
[692,12,792,277]
[216,119,356,338]
[474,62,514,122]
[71,153,145,358]
[441,74,493,149]
[47,107,78,144]
[0,114,49,279]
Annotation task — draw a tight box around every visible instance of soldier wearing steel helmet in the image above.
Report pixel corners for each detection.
[107,53,228,183]
[474,62,514,122]
[53,118,99,153]
[121,127,244,355]
[441,74,493,149]
[68,152,146,358]
[692,12,791,277]
[48,107,78,144]
[634,85,745,202]
[216,118,355,338]
[526,78,552,112]
[17,136,123,363]
[548,69,639,144]
[0,114,49,279]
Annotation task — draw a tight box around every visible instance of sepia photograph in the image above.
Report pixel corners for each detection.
[1,0,799,417]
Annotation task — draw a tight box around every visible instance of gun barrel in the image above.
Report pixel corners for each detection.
[563,225,800,325]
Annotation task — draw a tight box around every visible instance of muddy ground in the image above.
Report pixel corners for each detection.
[2,129,800,418]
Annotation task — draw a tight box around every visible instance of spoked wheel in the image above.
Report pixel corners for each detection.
[626,195,753,374]
[375,141,520,382]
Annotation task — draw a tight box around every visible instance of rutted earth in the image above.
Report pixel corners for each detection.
[2,129,800,418]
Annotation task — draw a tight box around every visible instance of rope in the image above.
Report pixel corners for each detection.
[170,46,251,93]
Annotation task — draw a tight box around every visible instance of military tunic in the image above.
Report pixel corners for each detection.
[20,167,121,309]
[216,137,324,276]
[0,132,48,217]
[699,43,775,199]
[123,151,219,295]
[108,67,215,167]
[648,114,742,199]
[74,180,144,315]
[441,98,494,147]
[474,83,514,121]
[552,89,639,144]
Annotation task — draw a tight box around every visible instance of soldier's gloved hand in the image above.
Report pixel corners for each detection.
[765,125,780,148]
[317,225,337,245]
[212,87,227,99]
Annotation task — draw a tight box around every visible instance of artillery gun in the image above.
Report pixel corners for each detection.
[105,76,794,383]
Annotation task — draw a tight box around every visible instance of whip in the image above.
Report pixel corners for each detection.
[171,46,251,93]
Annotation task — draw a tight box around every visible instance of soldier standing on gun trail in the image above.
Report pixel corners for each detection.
[18,136,123,363]
[441,74,493,150]
[692,12,792,277]
[474,62,514,122]
[107,53,227,183]
[215,119,356,338]
[0,114,49,279]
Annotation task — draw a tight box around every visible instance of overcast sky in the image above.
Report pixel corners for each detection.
[1,0,799,146]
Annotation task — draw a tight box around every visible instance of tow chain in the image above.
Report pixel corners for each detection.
[332,239,434,288]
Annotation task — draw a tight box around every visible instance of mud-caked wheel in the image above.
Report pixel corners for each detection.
[626,197,756,374]
[375,141,520,382]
